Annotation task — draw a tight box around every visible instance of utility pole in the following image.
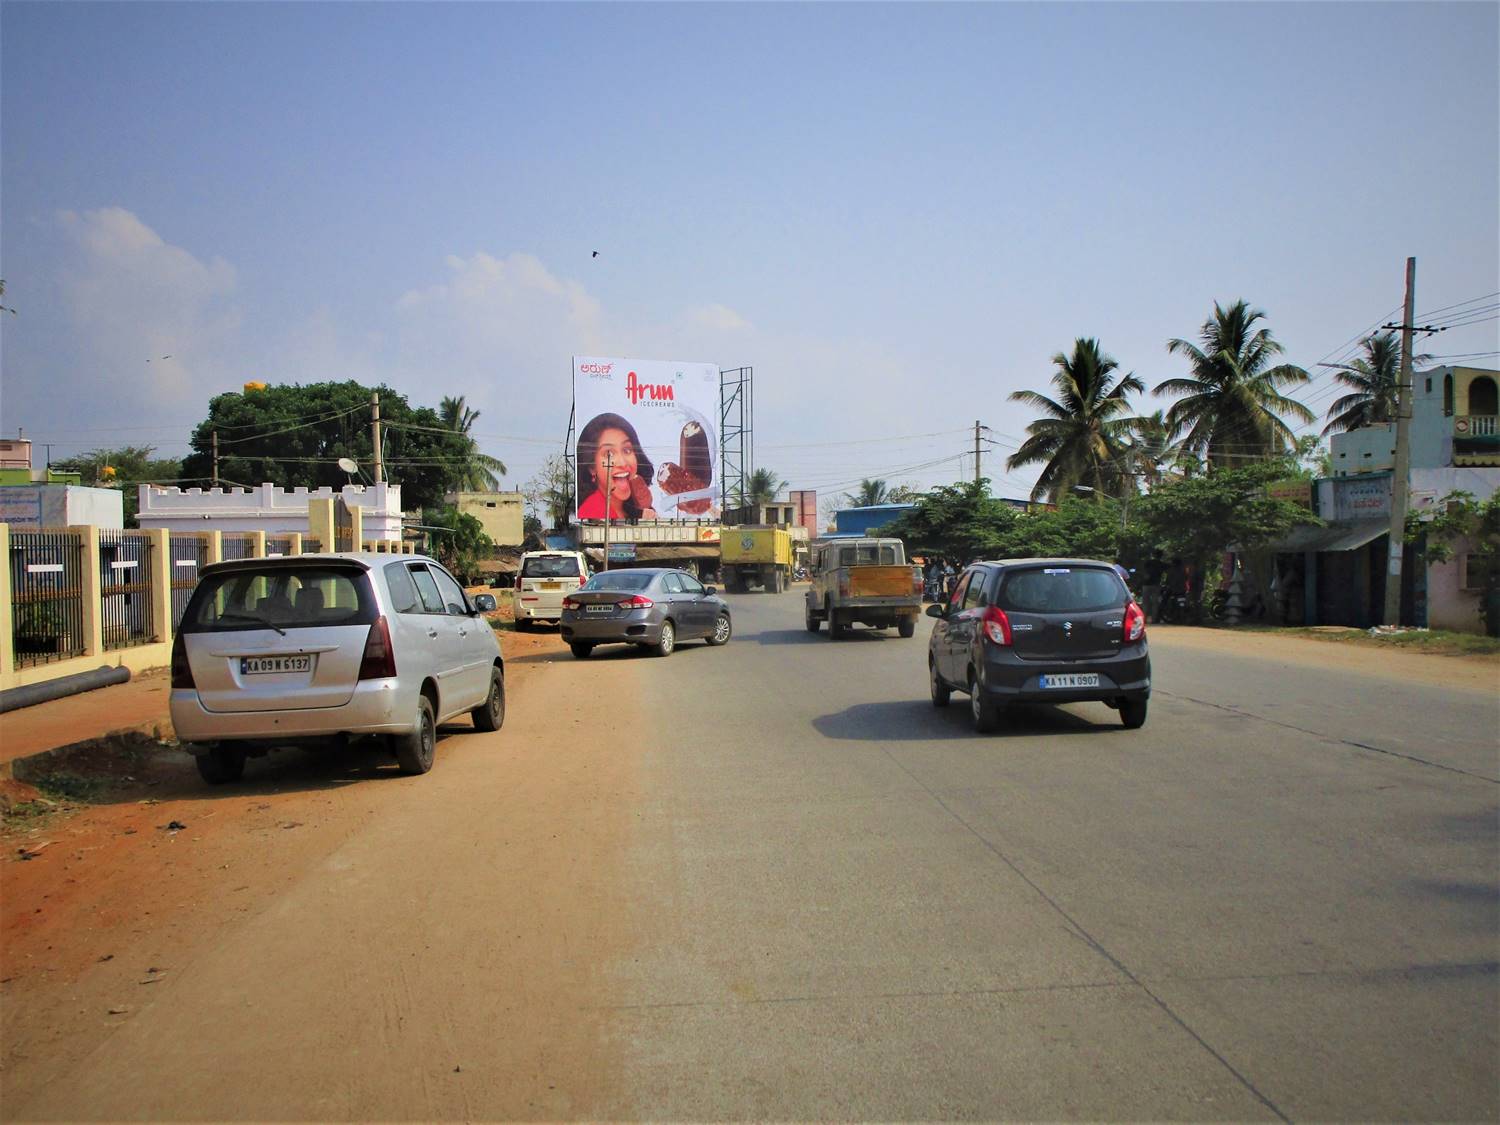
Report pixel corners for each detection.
[974,420,982,486]
[1382,257,1418,626]
[371,393,384,484]
[211,430,219,489]
[602,451,613,572]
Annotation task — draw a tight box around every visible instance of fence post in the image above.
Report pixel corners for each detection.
[349,505,364,551]
[308,499,334,551]
[249,530,267,558]
[0,523,13,680]
[288,532,303,555]
[147,528,172,643]
[72,525,104,659]
[206,530,223,565]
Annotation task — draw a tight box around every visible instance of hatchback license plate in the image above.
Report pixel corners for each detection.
[241,655,311,675]
[585,604,614,615]
[1040,673,1099,689]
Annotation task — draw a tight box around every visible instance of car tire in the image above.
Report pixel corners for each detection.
[929,658,950,708]
[969,670,999,734]
[195,744,246,785]
[393,695,437,775]
[805,602,820,633]
[707,612,732,646]
[827,601,846,639]
[471,667,505,732]
[1120,698,1148,729]
[653,620,676,657]
[514,617,530,633]
[898,618,916,638]
[570,642,594,659]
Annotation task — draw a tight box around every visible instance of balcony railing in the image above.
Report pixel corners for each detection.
[1455,415,1498,437]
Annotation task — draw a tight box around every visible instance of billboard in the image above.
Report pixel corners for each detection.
[573,357,720,520]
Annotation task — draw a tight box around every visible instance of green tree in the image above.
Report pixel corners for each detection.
[1121,410,1187,491]
[743,467,785,507]
[999,497,1124,561]
[1157,300,1314,467]
[1321,333,1427,436]
[51,445,184,526]
[439,395,508,490]
[1406,490,1500,636]
[879,480,1020,563]
[844,478,891,507]
[420,505,493,583]
[523,453,575,530]
[181,381,470,510]
[1007,338,1144,503]
[0,279,15,316]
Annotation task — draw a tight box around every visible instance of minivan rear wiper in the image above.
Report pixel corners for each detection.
[219,611,288,636]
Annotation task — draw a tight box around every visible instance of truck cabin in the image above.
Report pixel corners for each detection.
[812,539,905,572]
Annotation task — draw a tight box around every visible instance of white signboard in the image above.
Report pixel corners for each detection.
[572,356,720,520]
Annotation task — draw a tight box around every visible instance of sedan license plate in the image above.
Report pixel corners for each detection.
[1040,672,1099,689]
[241,655,311,675]
[585,604,614,615]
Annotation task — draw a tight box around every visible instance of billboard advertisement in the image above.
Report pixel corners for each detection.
[573,356,720,520]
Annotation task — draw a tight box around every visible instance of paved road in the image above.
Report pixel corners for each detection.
[13,591,1497,1121]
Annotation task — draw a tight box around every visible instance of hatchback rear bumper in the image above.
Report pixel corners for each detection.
[979,648,1151,705]
[169,677,414,744]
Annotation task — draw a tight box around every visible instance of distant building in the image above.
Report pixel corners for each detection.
[0,484,124,529]
[137,482,403,542]
[833,503,916,537]
[0,438,83,486]
[446,491,525,547]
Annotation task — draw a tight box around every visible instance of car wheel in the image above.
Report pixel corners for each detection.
[827,601,846,639]
[707,613,732,647]
[969,669,999,734]
[195,744,246,785]
[393,695,437,775]
[805,602,820,633]
[929,658,950,708]
[1120,698,1148,729]
[471,667,505,732]
[653,620,676,657]
[898,617,916,638]
[569,642,594,659]
[514,617,530,633]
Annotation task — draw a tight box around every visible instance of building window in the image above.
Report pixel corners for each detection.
[1460,554,1494,593]
[1425,377,1432,394]
[1443,374,1454,416]
[1469,375,1499,417]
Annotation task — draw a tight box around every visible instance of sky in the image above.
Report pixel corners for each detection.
[2,1,1497,506]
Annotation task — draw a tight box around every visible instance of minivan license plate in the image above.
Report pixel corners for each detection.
[241,655,311,675]
[1040,673,1099,689]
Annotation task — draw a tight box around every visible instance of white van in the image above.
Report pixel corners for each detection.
[513,551,590,628]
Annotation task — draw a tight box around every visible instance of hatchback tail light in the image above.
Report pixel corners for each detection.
[170,631,195,689]
[617,594,654,609]
[981,605,1012,647]
[1124,601,1146,643]
[358,616,397,680]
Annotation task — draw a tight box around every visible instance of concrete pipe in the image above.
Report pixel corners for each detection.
[0,665,132,714]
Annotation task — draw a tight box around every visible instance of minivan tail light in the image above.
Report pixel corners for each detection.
[170,631,195,689]
[617,594,654,609]
[981,606,1012,647]
[515,575,524,592]
[358,616,397,680]
[1124,601,1146,642]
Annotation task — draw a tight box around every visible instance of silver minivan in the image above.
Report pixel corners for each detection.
[170,553,504,783]
[513,550,590,628]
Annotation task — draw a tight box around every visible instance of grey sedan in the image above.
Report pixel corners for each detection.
[559,568,731,658]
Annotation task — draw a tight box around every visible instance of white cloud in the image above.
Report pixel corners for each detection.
[686,303,751,333]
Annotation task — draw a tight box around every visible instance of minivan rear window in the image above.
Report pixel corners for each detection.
[998,566,1126,614]
[182,566,377,632]
[522,555,582,578]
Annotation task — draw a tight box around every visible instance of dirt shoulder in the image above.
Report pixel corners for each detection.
[1151,624,1500,694]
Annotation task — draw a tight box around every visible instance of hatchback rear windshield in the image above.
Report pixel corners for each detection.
[182,566,377,632]
[581,571,654,592]
[998,566,1127,614]
[522,555,582,578]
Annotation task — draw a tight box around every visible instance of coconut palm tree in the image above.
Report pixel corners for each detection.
[1321,332,1426,436]
[1007,338,1144,503]
[1122,410,1187,490]
[844,478,891,507]
[1156,300,1313,468]
[439,395,507,491]
[743,467,785,507]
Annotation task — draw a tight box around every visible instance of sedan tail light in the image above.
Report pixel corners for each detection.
[1124,600,1146,642]
[170,631,195,689]
[358,616,397,680]
[617,594,654,609]
[981,605,1012,647]
[562,596,583,610]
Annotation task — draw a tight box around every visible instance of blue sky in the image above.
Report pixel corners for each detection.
[3,1,1497,503]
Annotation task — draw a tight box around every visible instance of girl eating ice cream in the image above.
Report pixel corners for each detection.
[576,412,657,520]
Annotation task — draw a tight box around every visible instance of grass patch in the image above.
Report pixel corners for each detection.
[34,772,112,802]
[1237,624,1500,657]
[3,799,57,822]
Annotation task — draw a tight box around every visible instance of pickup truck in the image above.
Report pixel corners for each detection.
[804,537,923,639]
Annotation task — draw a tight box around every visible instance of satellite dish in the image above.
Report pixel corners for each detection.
[337,457,359,474]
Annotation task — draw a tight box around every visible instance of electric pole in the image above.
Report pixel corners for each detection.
[602,451,613,572]
[974,420,982,486]
[211,430,219,489]
[371,393,384,484]
[1382,257,1418,626]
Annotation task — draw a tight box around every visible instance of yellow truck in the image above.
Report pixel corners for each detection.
[720,526,793,593]
[805,536,923,638]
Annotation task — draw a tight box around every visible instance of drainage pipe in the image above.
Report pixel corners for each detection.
[0,665,132,714]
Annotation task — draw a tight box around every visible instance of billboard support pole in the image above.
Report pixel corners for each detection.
[602,451,612,572]
[720,367,753,523]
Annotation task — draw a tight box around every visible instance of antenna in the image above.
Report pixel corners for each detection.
[337,456,359,484]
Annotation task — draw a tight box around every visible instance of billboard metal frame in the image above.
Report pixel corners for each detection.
[720,366,753,512]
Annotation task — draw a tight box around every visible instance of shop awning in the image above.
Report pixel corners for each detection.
[1262,519,1388,554]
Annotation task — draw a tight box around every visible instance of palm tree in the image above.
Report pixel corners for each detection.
[1321,332,1426,436]
[1122,410,1186,490]
[439,395,507,491]
[844,478,890,507]
[1157,300,1313,468]
[1007,338,1144,503]
[743,467,785,507]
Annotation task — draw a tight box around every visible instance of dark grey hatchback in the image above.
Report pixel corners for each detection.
[927,558,1150,732]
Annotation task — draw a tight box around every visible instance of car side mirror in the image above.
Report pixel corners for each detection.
[472,594,497,612]
[926,603,946,619]
[704,586,716,597]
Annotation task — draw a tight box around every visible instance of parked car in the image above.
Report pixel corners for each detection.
[926,558,1149,732]
[559,567,731,658]
[170,553,504,784]
[513,550,590,629]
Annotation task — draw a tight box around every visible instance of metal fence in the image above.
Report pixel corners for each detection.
[266,534,295,557]
[9,530,88,669]
[171,532,211,628]
[303,538,323,554]
[221,533,257,561]
[98,530,156,650]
